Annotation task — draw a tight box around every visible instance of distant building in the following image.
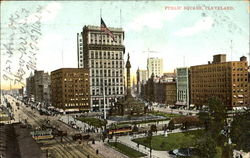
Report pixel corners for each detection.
[51,68,90,112]
[77,25,125,112]
[34,70,51,104]
[18,87,24,96]
[26,70,50,104]
[136,68,148,95]
[162,72,176,82]
[26,73,35,99]
[110,54,146,116]
[147,57,163,78]
[140,74,176,106]
[141,75,155,102]
[190,54,249,109]
[154,81,166,104]
[176,67,190,108]
[166,82,177,106]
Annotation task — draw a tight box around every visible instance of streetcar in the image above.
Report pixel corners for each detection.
[30,129,54,140]
[107,124,132,135]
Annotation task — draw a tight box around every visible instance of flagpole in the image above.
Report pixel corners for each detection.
[120,9,122,28]
[100,9,107,120]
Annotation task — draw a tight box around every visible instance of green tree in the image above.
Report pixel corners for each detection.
[167,121,175,131]
[198,97,227,143]
[150,124,157,133]
[230,109,250,152]
[197,97,228,157]
[208,97,227,141]
[198,111,211,131]
[196,135,217,158]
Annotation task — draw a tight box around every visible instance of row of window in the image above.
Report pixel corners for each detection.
[91,77,123,85]
[91,86,124,96]
[90,60,123,68]
[91,69,123,77]
[89,51,123,59]
[64,103,89,107]
[89,33,122,45]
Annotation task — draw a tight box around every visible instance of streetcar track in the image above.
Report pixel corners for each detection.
[20,104,101,158]
[22,108,80,158]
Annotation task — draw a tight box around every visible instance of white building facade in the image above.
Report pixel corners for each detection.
[147,57,163,79]
[77,25,125,112]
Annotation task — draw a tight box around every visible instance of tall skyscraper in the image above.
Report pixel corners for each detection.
[147,57,163,78]
[77,25,125,112]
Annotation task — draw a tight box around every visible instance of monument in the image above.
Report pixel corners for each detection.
[110,53,146,116]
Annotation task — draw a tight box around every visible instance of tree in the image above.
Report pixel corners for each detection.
[167,121,175,131]
[207,97,227,141]
[150,124,157,133]
[198,111,211,131]
[197,97,228,157]
[230,109,250,152]
[196,135,217,158]
[198,97,227,143]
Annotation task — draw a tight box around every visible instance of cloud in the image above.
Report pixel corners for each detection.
[174,17,214,37]
[19,2,62,24]
[126,10,182,32]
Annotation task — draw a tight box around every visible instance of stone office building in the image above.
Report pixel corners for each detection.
[26,70,50,104]
[77,25,125,112]
[190,54,249,109]
[51,68,90,112]
[147,57,163,78]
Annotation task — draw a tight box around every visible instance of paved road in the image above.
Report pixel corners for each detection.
[5,95,103,158]
[6,95,135,158]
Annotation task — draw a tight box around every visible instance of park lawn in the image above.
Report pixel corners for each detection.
[176,147,222,158]
[133,130,204,151]
[76,117,106,128]
[150,111,183,118]
[108,142,147,158]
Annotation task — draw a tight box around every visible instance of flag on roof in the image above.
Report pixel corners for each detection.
[101,18,116,42]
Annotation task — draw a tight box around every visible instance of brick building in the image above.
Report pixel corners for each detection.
[51,68,90,112]
[165,82,177,106]
[190,54,249,109]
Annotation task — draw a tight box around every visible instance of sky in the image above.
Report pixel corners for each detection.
[0,0,249,90]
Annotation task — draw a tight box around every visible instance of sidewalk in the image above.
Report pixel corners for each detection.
[118,135,169,158]
[90,141,128,158]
